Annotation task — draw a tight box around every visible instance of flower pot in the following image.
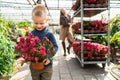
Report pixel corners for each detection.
[31,62,44,71]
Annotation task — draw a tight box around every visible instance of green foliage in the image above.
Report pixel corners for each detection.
[110,14,120,36]
[90,35,107,45]
[0,17,16,77]
[0,32,15,77]
[0,17,18,42]
[110,31,120,46]
[0,18,13,36]
[16,21,33,37]
[110,14,120,47]
[16,21,32,28]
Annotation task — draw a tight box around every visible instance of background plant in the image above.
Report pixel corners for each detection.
[0,32,15,77]
[110,14,120,36]
[110,14,120,47]
[16,21,33,37]
[0,17,16,78]
[110,31,120,47]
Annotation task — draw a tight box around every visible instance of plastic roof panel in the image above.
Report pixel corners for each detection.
[0,0,120,22]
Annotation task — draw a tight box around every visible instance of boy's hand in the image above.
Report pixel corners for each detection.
[43,59,50,65]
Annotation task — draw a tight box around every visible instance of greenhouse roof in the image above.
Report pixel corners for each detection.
[0,0,120,23]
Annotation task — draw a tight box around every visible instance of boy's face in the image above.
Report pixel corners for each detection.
[32,16,46,31]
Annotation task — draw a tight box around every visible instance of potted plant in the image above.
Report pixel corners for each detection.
[14,33,55,70]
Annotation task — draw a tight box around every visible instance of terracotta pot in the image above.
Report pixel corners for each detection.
[31,62,44,71]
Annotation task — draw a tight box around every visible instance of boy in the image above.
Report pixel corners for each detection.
[30,4,58,80]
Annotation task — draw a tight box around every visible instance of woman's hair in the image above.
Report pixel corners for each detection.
[32,4,47,17]
[60,10,64,16]
[60,8,65,25]
[60,8,65,16]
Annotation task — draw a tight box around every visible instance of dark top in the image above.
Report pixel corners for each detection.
[60,15,71,27]
[31,27,58,65]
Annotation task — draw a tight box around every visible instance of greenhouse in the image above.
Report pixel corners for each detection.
[0,0,120,80]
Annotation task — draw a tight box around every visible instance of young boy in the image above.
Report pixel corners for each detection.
[30,4,58,80]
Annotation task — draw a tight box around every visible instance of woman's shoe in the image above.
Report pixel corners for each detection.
[63,53,67,56]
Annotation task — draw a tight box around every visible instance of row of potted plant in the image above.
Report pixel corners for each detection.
[83,0,107,4]
[72,0,108,11]
[71,41,108,59]
[72,20,108,33]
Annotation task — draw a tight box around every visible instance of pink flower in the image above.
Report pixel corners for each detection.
[27,56,32,61]
[35,57,39,61]
[24,42,30,47]
[51,46,54,50]
[24,53,28,59]
[40,50,46,56]
[39,46,46,51]
[34,36,39,42]
[31,41,36,47]
[26,36,31,41]
[17,43,22,47]
[30,48,36,53]
[28,33,32,37]
[21,48,27,53]
[43,36,47,40]
[14,45,19,50]
[20,37,25,42]
[48,41,52,44]
[39,46,46,56]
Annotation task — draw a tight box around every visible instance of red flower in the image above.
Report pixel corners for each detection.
[20,37,25,42]
[24,42,30,47]
[26,36,31,41]
[40,50,46,56]
[30,48,36,53]
[35,57,39,62]
[28,33,32,37]
[14,45,19,50]
[21,48,27,53]
[31,41,36,47]
[34,36,39,42]
[39,46,46,56]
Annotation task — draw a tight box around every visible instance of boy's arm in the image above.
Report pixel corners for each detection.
[48,32,58,56]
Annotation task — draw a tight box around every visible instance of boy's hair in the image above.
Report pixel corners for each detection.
[32,4,47,17]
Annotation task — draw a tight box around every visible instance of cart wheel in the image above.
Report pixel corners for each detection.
[81,63,84,68]
[102,63,105,68]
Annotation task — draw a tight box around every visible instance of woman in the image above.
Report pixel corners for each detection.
[59,8,74,56]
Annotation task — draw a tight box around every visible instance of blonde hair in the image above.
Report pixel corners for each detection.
[32,4,47,18]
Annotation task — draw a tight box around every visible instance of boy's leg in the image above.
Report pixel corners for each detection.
[41,65,53,80]
[29,64,40,80]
